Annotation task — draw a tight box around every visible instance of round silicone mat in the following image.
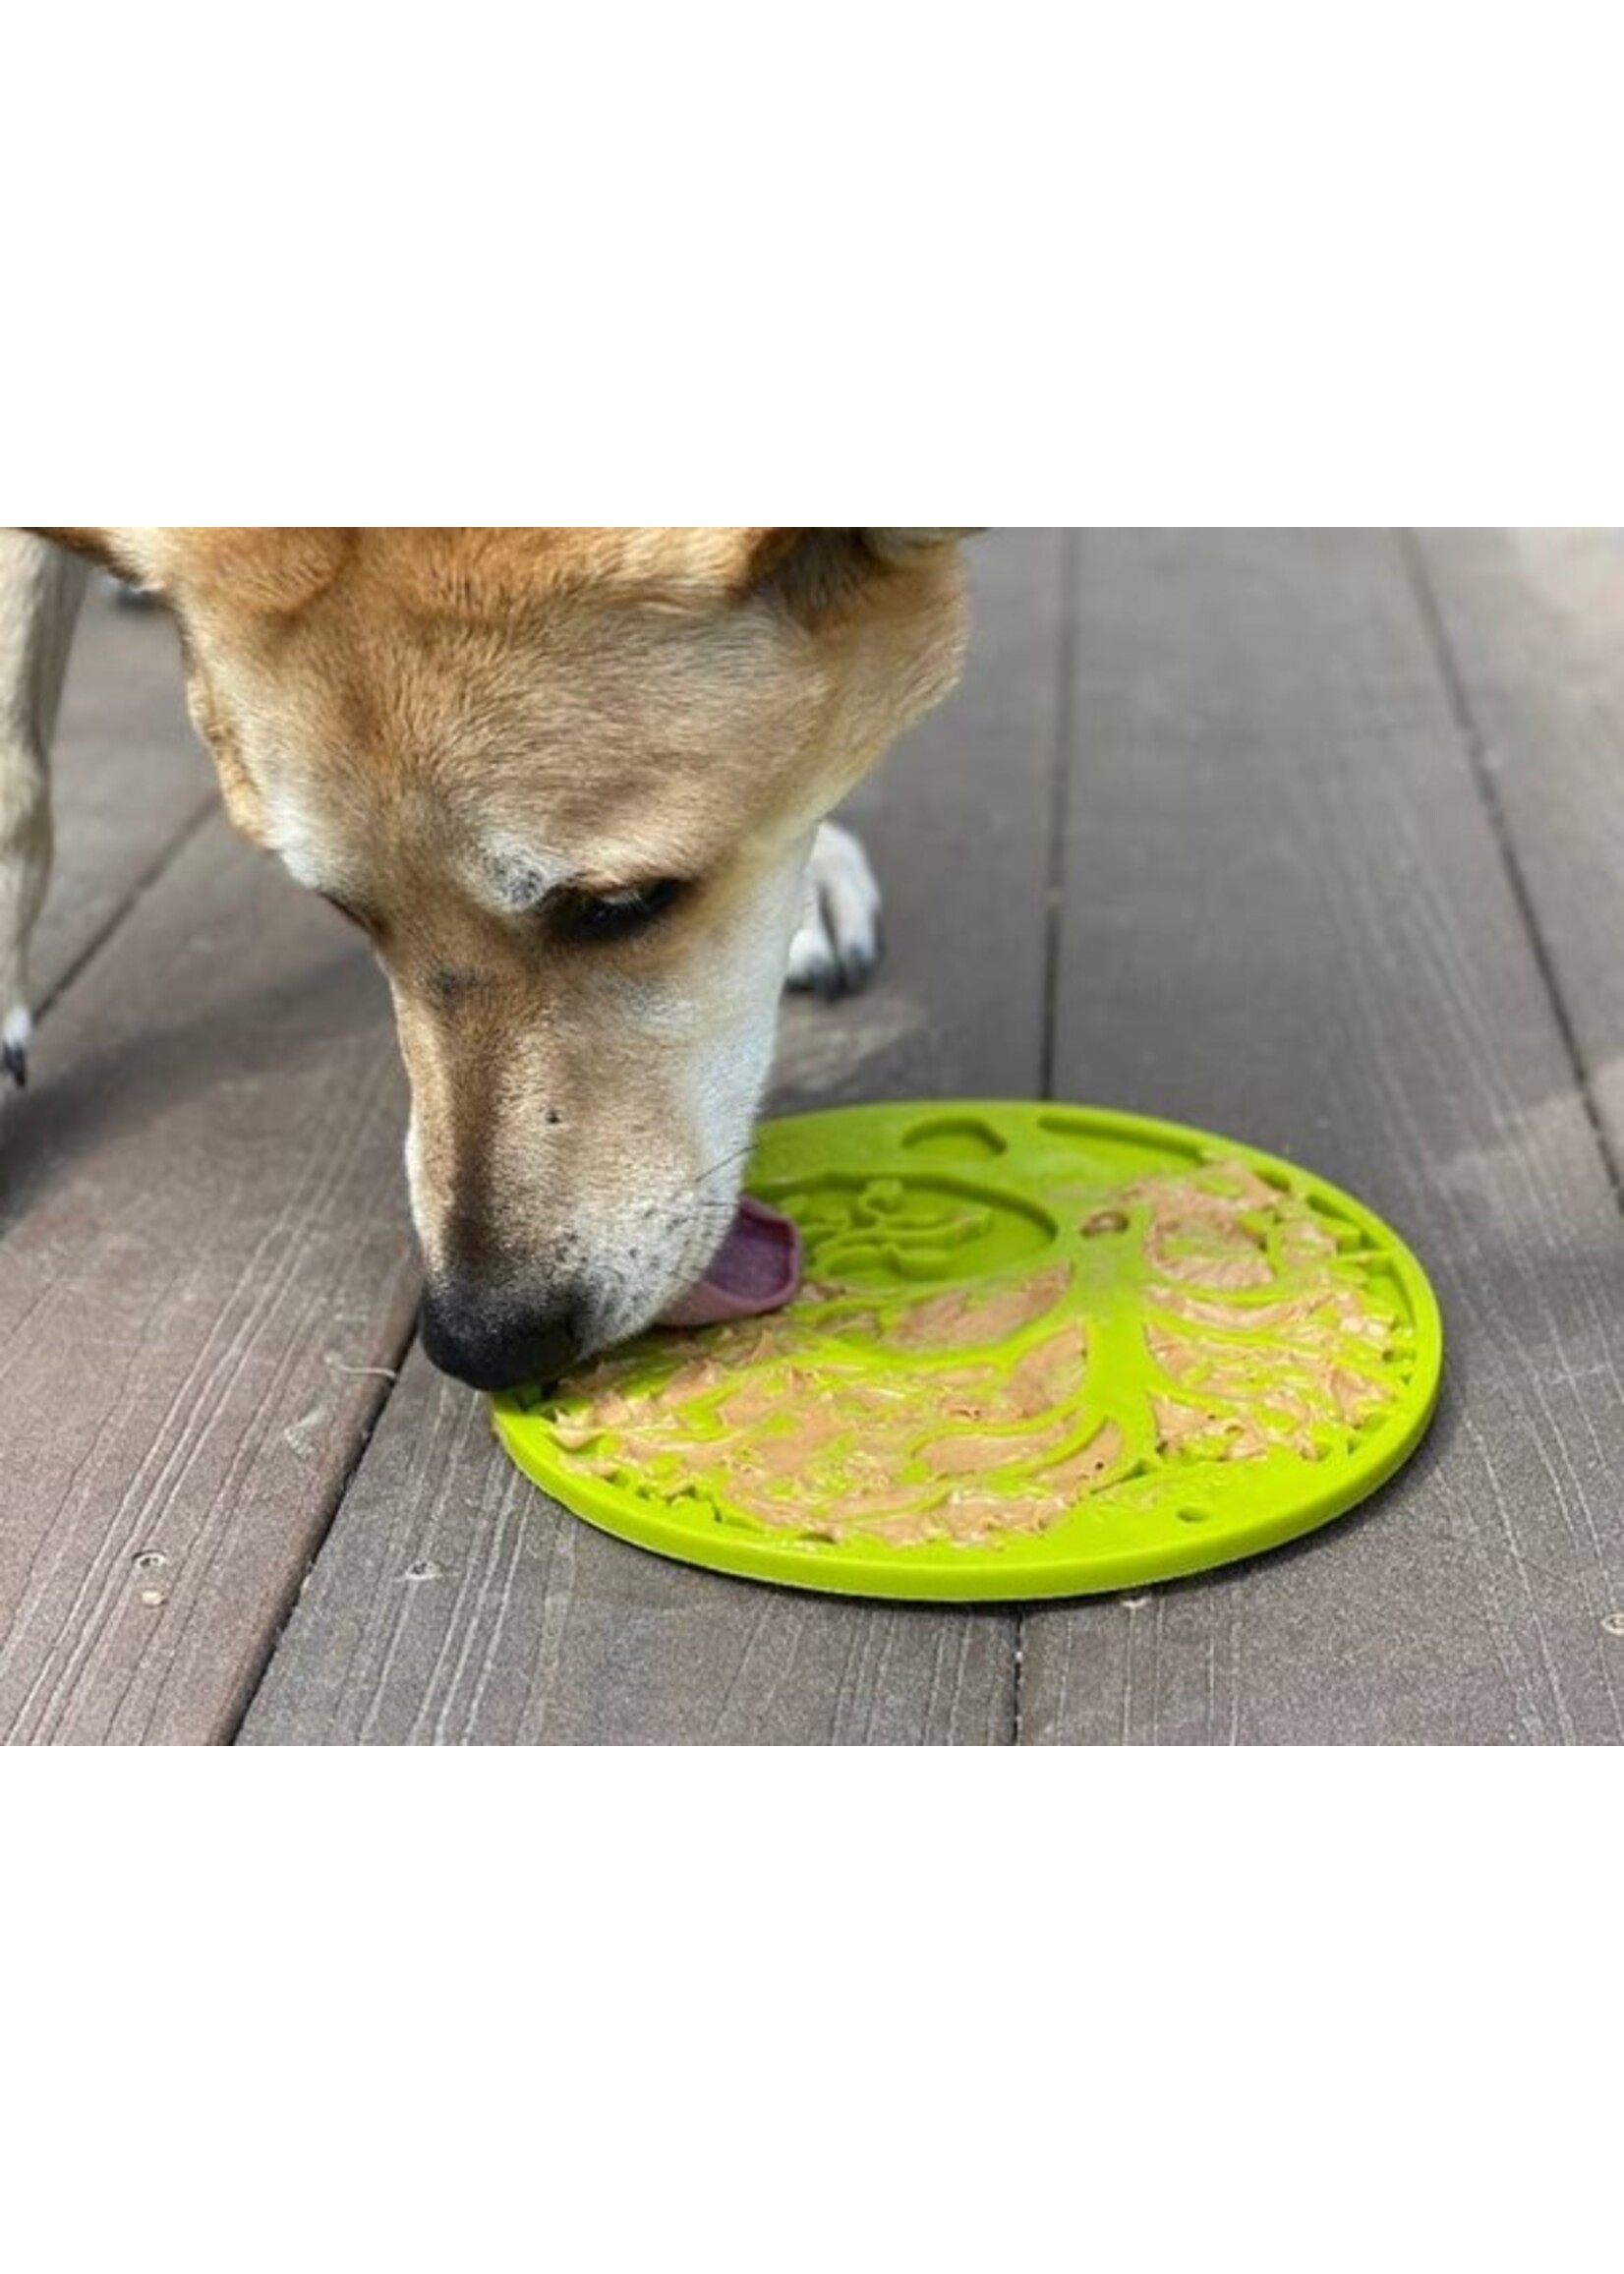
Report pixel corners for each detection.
[492,1102,1443,1600]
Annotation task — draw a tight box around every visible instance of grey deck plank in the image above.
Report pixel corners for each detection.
[33,582,213,1014]
[240,533,1069,1745]
[1409,531,1624,1152]
[0,817,417,1743]
[1022,530,1624,1744]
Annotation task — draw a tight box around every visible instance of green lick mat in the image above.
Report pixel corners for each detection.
[492,1102,1443,1601]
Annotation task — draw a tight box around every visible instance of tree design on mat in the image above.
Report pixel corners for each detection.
[538,1162,1404,1550]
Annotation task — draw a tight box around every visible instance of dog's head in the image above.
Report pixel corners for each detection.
[49,528,971,1385]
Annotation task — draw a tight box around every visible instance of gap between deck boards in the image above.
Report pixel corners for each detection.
[1399,532,1624,1220]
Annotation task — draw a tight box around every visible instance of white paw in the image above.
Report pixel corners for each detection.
[785,821,883,1000]
[2,1003,30,1088]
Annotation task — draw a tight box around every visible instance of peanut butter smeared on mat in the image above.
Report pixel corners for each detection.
[535,1159,1402,1550]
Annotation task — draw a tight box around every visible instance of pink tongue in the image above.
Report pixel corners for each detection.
[658,1195,803,1328]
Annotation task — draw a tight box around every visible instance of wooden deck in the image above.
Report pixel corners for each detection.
[5,532,1624,1744]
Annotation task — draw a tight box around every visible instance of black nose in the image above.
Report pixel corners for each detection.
[419,1285,586,1392]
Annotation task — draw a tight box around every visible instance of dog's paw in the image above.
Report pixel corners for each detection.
[786,821,883,1001]
[2,1004,30,1089]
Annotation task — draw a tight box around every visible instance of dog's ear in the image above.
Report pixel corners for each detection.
[30,527,171,592]
[29,527,348,614]
[745,529,979,619]
[863,530,985,562]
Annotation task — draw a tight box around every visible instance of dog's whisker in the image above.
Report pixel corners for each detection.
[690,1141,757,1193]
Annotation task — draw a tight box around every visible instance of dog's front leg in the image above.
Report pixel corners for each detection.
[785,819,884,1001]
[0,531,88,1084]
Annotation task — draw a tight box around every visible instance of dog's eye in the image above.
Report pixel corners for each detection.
[554,878,688,945]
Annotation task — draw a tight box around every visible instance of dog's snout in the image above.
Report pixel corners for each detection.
[419,1283,586,1392]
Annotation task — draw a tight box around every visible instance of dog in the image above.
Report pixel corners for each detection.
[0,528,972,1388]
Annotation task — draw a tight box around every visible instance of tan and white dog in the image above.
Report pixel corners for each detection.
[0,529,971,1387]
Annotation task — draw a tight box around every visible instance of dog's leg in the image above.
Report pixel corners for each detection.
[0,531,88,1085]
[785,819,884,1001]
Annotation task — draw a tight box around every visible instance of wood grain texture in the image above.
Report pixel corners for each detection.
[0,818,416,1743]
[241,534,1072,1744]
[32,580,214,1012]
[1021,530,1624,1743]
[1409,531,1624,1152]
